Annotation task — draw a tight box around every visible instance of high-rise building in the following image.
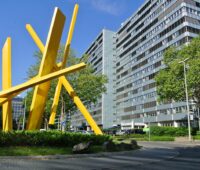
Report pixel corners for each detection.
[115,0,200,129]
[71,29,116,129]
[71,0,200,130]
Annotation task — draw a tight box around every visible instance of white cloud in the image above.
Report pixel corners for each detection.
[91,0,124,16]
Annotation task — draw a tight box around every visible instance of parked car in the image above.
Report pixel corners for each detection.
[125,129,145,135]
[116,130,126,135]
[104,129,117,135]
[75,130,92,134]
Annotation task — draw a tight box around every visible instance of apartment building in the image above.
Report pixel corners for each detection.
[71,29,116,129]
[115,0,200,129]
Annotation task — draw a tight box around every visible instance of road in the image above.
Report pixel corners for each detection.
[0,142,200,170]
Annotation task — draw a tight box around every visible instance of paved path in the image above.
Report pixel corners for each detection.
[0,141,200,170]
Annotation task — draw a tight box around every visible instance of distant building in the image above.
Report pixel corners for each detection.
[71,29,116,129]
[12,97,24,121]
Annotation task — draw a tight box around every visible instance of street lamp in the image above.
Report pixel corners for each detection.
[179,58,191,141]
[198,108,200,131]
[149,118,151,142]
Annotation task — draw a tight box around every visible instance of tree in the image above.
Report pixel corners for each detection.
[26,46,108,124]
[155,36,200,106]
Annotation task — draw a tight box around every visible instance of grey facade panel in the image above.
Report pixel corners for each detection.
[157,114,173,121]
[173,113,188,120]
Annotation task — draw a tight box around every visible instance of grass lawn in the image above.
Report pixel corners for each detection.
[0,144,140,156]
[0,145,138,156]
[0,146,72,156]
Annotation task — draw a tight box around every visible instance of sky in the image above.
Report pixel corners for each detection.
[0,0,145,93]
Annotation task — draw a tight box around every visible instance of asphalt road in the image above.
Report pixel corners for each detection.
[0,141,200,170]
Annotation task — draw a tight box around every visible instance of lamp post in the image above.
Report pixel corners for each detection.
[198,108,200,131]
[149,119,151,142]
[179,58,191,141]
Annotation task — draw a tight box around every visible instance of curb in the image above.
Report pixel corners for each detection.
[172,141,200,146]
[138,141,200,146]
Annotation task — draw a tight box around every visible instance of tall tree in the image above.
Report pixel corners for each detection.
[26,46,107,122]
[155,36,200,106]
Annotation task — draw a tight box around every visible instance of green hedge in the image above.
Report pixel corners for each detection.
[150,126,188,136]
[193,135,200,140]
[0,131,111,147]
[149,136,174,141]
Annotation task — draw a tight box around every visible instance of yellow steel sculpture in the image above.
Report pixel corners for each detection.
[26,5,103,135]
[0,4,103,135]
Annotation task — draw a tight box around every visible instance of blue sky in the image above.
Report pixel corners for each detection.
[0,0,145,91]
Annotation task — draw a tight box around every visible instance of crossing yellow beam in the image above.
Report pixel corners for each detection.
[2,37,12,131]
[26,24,44,54]
[62,4,79,68]
[0,92,21,105]
[0,63,85,98]
[49,79,62,124]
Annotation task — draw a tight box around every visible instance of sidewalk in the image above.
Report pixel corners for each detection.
[175,137,200,146]
[138,141,200,149]
[173,140,200,146]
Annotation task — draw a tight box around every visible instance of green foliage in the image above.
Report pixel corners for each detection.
[150,126,188,136]
[149,136,174,141]
[155,36,200,105]
[0,131,111,147]
[191,128,199,136]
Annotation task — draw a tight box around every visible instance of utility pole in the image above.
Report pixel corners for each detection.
[22,93,27,130]
[149,120,151,142]
[60,94,65,131]
[179,58,191,141]
[198,108,200,131]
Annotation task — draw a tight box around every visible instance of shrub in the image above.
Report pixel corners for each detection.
[150,126,188,137]
[191,128,198,136]
[193,135,200,140]
[150,136,174,141]
[0,131,111,147]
